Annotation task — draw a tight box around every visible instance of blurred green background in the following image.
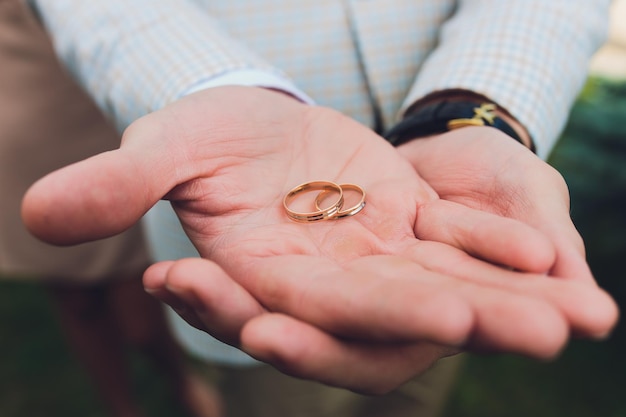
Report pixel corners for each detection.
[1,77,624,417]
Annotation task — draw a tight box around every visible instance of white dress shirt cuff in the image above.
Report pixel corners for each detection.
[184,69,316,105]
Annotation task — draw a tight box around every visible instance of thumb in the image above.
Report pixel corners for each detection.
[21,120,178,245]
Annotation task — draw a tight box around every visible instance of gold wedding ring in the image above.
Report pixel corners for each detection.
[283,180,366,222]
[315,183,366,219]
[283,181,344,222]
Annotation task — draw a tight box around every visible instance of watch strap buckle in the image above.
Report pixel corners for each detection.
[447,103,497,130]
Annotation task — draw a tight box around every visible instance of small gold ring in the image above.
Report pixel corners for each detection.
[283,181,344,222]
[315,183,365,219]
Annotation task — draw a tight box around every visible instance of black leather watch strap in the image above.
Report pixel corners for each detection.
[384,101,523,146]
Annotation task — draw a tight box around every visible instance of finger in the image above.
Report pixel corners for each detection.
[535,216,596,283]
[241,253,573,356]
[242,254,476,346]
[550,239,593,282]
[21,147,173,245]
[504,175,596,283]
[404,241,619,340]
[20,110,186,246]
[143,261,209,332]
[345,253,571,358]
[416,199,556,273]
[240,313,454,395]
[144,258,265,345]
[462,289,569,358]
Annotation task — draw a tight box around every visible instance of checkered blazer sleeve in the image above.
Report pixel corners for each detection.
[29,0,291,132]
[404,0,611,159]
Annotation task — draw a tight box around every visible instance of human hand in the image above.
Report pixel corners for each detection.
[22,86,617,391]
[144,257,458,394]
[398,128,618,337]
[397,128,591,279]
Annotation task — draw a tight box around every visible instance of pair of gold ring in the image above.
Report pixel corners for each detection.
[283,181,366,222]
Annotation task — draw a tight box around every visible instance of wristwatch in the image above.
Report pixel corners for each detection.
[384,101,524,147]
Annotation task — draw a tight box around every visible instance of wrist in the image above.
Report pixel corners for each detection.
[389,90,534,151]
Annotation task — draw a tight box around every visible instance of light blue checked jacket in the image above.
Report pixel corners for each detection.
[32,0,610,159]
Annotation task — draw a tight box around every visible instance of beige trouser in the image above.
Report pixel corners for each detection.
[0,0,150,283]
[205,355,463,417]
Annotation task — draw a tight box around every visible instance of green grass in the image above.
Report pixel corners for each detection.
[2,77,625,417]
[443,339,626,417]
[0,280,201,417]
[0,281,102,416]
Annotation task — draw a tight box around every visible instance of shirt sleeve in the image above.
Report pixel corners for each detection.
[184,69,315,105]
[28,0,299,132]
[402,0,611,159]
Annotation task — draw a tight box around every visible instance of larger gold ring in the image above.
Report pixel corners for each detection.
[315,183,366,219]
[283,181,344,222]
